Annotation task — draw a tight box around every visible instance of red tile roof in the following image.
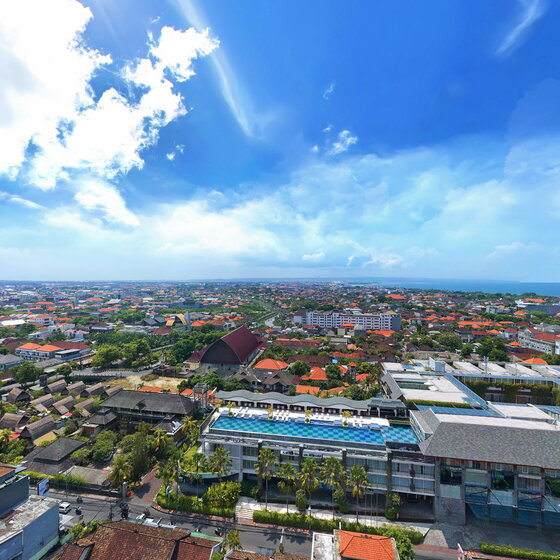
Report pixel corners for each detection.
[338,530,397,560]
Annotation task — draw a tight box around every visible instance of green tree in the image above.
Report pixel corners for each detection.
[460,343,474,358]
[183,452,208,498]
[57,363,72,381]
[436,332,462,352]
[13,361,42,387]
[210,446,232,481]
[298,458,319,498]
[325,363,342,381]
[152,429,170,458]
[71,447,91,466]
[178,417,199,447]
[91,346,122,369]
[19,322,37,336]
[256,447,277,509]
[348,465,368,522]
[289,360,311,377]
[108,454,131,487]
[222,530,242,554]
[277,463,298,513]
[320,457,346,518]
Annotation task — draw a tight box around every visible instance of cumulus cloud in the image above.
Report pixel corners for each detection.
[0,0,217,228]
[327,129,358,155]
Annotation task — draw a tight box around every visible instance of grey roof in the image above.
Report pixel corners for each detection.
[22,437,85,476]
[0,353,22,365]
[66,381,86,394]
[0,412,28,430]
[65,465,109,486]
[416,410,560,469]
[47,380,67,393]
[20,416,56,440]
[102,389,195,416]
[85,409,117,426]
[30,394,54,408]
[216,389,404,411]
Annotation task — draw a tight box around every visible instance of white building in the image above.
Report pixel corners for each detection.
[305,311,401,330]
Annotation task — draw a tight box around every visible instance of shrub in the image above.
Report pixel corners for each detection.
[295,489,308,511]
[479,544,560,560]
[156,489,234,517]
[384,507,398,520]
[252,510,423,545]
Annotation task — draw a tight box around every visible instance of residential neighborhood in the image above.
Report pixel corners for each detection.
[1,282,560,559]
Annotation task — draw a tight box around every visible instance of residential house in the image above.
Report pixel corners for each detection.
[0,353,23,371]
[0,412,28,431]
[19,416,56,445]
[21,436,86,476]
[5,387,31,405]
[57,521,221,560]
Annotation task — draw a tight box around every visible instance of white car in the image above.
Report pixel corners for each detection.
[59,502,72,514]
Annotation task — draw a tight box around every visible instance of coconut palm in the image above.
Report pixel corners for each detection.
[178,417,199,446]
[299,458,319,499]
[108,454,131,487]
[348,465,368,522]
[183,452,208,498]
[152,429,169,456]
[341,410,352,427]
[0,429,12,449]
[277,463,298,513]
[256,447,277,509]
[210,446,232,481]
[320,457,346,518]
[222,529,243,553]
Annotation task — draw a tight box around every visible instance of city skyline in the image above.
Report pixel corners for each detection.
[1,0,559,281]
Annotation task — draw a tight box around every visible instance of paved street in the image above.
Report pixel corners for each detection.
[49,490,313,557]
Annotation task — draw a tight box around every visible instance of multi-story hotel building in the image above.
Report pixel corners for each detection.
[304,311,401,331]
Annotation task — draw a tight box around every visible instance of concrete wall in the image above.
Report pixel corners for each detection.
[0,475,29,517]
[22,504,59,560]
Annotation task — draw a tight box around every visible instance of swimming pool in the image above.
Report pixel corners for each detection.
[210,415,418,446]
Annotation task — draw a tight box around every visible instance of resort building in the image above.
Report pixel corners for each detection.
[304,311,401,331]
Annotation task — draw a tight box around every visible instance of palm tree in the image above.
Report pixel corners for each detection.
[341,410,352,427]
[256,447,277,509]
[222,529,243,553]
[178,417,199,446]
[320,457,345,518]
[304,409,312,423]
[277,463,298,513]
[210,446,232,481]
[348,465,368,522]
[108,454,131,487]
[152,429,169,456]
[183,452,208,499]
[0,429,12,449]
[299,458,319,501]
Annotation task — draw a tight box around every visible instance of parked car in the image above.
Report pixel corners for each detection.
[59,502,71,514]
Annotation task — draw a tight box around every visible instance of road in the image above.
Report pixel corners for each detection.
[49,490,313,557]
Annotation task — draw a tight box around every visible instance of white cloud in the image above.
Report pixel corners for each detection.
[0,191,43,209]
[73,179,139,227]
[327,129,358,155]
[310,145,319,153]
[0,0,217,225]
[322,81,335,100]
[302,251,325,262]
[166,152,176,161]
[496,0,546,56]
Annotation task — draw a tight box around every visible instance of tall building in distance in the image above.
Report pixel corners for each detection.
[304,311,401,330]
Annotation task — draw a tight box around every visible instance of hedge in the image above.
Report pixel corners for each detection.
[156,489,234,518]
[409,400,473,409]
[252,510,423,544]
[480,544,560,560]
[23,470,87,486]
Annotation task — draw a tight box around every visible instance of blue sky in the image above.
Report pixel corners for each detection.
[1,0,559,281]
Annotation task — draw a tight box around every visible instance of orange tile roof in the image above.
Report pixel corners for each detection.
[301,366,328,382]
[522,357,548,364]
[18,342,41,350]
[37,344,63,352]
[138,386,164,393]
[295,385,321,395]
[254,359,289,370]
[338,530,397,560]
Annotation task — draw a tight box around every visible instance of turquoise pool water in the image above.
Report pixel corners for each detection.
[211,415,418,445]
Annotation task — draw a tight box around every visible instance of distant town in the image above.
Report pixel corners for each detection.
[1,281,560,560]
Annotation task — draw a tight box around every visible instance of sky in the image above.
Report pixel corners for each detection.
[1,0,560,281]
